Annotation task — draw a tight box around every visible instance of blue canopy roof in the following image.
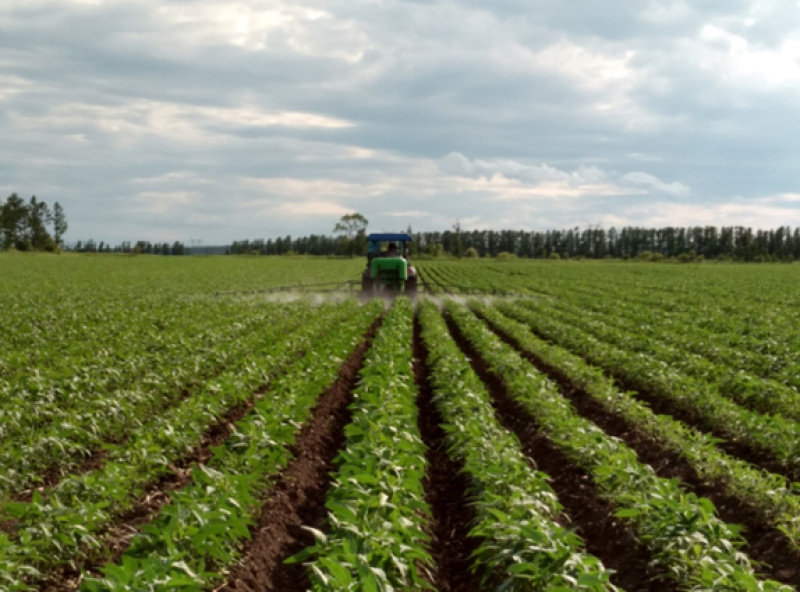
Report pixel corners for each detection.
[366,233,413,242]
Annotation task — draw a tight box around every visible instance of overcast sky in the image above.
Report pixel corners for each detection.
[2,0,800,244]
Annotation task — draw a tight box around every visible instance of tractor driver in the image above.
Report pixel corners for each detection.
[385,242,400,257]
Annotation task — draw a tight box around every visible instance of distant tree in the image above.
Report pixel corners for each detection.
[452,220,464,259]
[0,194,65,251]
[425,243,444,257]
[0,194,28,249]
[334,212,368,257]
[52,202,67,246]
[26,196,55,251]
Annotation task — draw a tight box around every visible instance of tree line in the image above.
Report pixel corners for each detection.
[1,194,67,251]
[71,240,186,255]
[229,224,800,262]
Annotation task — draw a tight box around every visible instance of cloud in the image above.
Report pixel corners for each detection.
[439,152,689,200]
[1,0,799,244]
[620,171,691,198]
[130,191,199,215]
[276,199,351,217]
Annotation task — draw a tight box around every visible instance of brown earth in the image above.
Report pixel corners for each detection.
[219,316,382,592]
[413,316,483,592]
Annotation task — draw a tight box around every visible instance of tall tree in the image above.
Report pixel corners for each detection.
[1,194,29,249]
[452,220,464,258]
[333,212,368,257]
[53,202,68,246]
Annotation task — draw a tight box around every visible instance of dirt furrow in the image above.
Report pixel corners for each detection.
[444,313,675,592]
[412,316,482,592]
[219,316,382,592]
[480,314,800,587]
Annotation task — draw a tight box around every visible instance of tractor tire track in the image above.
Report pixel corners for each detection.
[479,313,800,588]
[413,315,482,592]
[444,313,676,592]
[219,316,382,592]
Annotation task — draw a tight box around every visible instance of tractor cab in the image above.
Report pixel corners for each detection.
[362,233,418,295]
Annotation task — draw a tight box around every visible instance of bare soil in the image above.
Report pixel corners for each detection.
[413,316,483,592]
[219,316,382,591]
[444,312,677,592]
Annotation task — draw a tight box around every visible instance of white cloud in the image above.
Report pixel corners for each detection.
[129,191,199,215]
[626,201,800,229]
[154,1,369,61]
[8,100,352,147]
[439,153,691,200]
[276,199,351,216]
[387,210,430,217]
[620,171,691,198]
[696,24,800,87]
[521,40,637,92]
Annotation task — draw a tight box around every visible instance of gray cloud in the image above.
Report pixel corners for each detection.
[1,0,799,245]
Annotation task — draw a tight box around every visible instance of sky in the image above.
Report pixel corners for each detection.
[2,0,800,245]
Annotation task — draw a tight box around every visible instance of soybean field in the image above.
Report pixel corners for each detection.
[3,253,800,591]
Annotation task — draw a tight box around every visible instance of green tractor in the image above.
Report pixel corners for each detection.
[361,233,418,295]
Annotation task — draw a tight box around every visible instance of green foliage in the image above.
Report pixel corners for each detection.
[5,255,800,590]
[418,300,616,590]
[333,212,369,257]
[298,298,434,591]
[81,300,383,590]
[447,301,790,591]
[0,194,62,251]
[474,300,800,547]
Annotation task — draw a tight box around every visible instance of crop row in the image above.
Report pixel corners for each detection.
[500,300,800,474]
[472,301,800,549]
[560,282,800,365]
[445,301,788,591]
[0,303,312,497]
[0,296,259,405]
[418,299,617,590]
[293,297,433,590]
[78,299,384,591]
[526,296,800,421]
[0,300,373,590]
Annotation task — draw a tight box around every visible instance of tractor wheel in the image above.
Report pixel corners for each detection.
[405,276,418,295]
